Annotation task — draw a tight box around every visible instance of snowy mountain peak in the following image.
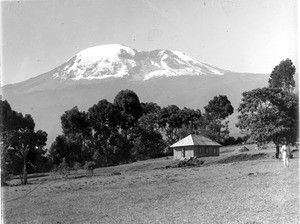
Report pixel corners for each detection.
[75,44,136,64]
[52,44,227,81]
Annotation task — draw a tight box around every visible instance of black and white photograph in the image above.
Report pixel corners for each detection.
[1,0,298,223]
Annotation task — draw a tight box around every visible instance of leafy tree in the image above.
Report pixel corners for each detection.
[114,89,143,139]
[132,102,166,160]
[132,128,166,160]
[88,100,116,162]
[105,132,132,165]
[204,95,234,120]
[26,130,49,173]
[53,91,143,167]
[139,102,161,132]
[175,124,195,140]
[111,89,143,162]
[237,59,298,158]
[0,100,48,184]
[268,58,296,92]
[202,119,230,144]
[61,106,91,138]
[173,108,202,140]
[88,100,120,136]
[139,113,159,132]
[203,95,234,143]
[88,99,131,166]
[237,87,298,158]
[158,105,182,144]
[158,105,202,144]
[49,134,84,166]
[180,107,202,129]
[141,102,161,115]
[60,106,92,163]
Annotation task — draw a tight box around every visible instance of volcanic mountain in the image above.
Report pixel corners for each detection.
[2,44,269,146]
[53,44,228,81]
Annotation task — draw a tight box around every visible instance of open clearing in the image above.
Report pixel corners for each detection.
[2,144,299,224]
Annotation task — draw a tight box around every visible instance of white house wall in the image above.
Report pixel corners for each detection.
[173,146,220,160]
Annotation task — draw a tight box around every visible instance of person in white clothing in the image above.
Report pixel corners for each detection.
[280,143,291,167]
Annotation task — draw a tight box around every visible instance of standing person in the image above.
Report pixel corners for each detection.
[280,143,290,167]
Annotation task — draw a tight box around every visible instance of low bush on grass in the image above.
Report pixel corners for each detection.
[167,157,205,168]
[53,158,70,179]
[217,153,268,164]
[84,161,96,176]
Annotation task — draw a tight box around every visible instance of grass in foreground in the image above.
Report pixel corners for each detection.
[2,145,299,224]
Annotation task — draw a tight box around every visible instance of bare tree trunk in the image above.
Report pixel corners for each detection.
[23,155,27,184]
[275,144,280,159]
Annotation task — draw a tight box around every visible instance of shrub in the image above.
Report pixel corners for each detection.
[53,158,70,179]
[72,162,82,177]
[169,157,205,168]
[84,161,96,176]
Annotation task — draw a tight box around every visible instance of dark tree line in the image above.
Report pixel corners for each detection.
[48,90,234,168]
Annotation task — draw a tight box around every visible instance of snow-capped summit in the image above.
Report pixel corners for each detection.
[75,44,136,64]
[53,44,138,80]
[52,44,228,81]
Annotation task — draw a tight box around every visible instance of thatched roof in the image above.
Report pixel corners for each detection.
[170,134,221,148]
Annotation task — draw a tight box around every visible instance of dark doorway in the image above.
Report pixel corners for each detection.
[182,148,186,157]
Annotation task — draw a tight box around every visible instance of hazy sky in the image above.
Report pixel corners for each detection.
[1,0,298,85]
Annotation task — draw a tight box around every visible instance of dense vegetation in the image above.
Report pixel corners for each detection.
[48,90,233,168]
[1,90,235,184]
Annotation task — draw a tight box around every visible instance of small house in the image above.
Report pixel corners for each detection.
[170,134,221,160]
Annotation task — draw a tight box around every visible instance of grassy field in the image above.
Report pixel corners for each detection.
[2,144,299,224]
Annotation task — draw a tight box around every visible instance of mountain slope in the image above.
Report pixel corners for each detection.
[2,44,270,146]
[52,44,228,81]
